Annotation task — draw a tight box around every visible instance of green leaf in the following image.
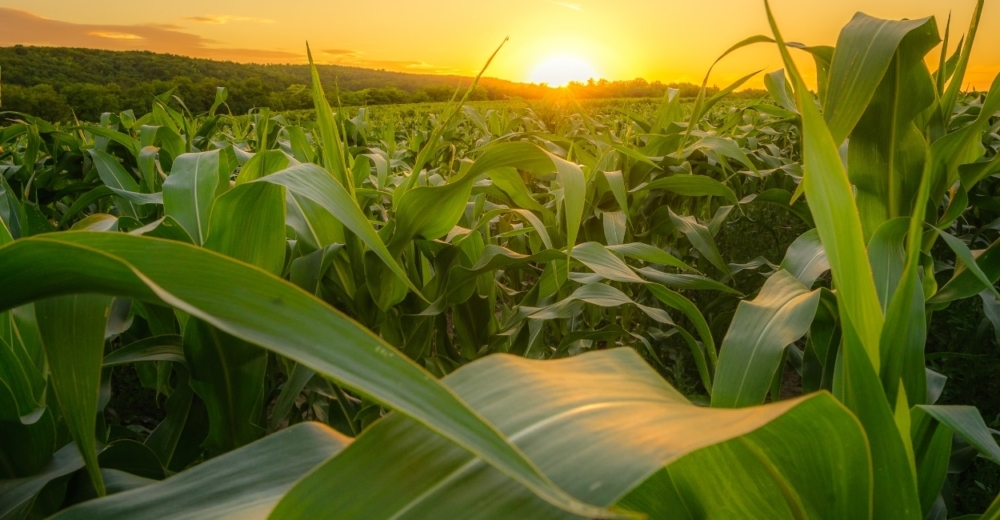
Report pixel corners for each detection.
[36,294,114,496]
[306,45,352,193]
[844,15,937,239]
[528,284,673,325]
[916,405,1000,466]
[256,164,418,295]
[712,270,820,408]
[204,182,287,276]
[668,209,731,279]
[934,228,1000,300]
[163,150,228,245]
[103,336,184,366]
[930,237,1000,303]
[570,242,644,283]
[0,442,86,519]
[910,407,953,515]
[823,13,937,144]
[52,423,350,520]
[183,319,266,454]
[88,150,142,220]
[633,174,739,205]
[0,233,614,518]
[272,349,871,519]
[779,229,829,288]
[234,150,291,186]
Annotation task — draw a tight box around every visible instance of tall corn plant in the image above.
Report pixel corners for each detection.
[708,1,1000,518]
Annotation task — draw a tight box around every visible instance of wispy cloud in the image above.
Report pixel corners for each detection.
[322,49,361,57]
[547,1,582,11]
[0,8,299,62]
[0,8,459,74]
[183,15,275,25]
[88,31,144,40]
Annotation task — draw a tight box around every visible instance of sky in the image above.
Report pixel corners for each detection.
[0,0,997,89]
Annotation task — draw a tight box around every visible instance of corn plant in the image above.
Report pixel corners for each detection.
[1,1,999,518]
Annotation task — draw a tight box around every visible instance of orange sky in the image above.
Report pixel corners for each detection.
[0,0,997,89]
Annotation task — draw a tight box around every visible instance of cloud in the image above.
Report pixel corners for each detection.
[88,31,144,40]
[183,15,274,25]
[0,8,300,63]
[0,8,458,74]
[322,49,361,57]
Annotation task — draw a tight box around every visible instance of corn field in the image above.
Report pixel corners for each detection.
[1,1,1000,518]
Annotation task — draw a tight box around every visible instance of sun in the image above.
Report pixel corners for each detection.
[529,55,598,87]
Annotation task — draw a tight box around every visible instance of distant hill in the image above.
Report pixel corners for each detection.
[0,45,714,122]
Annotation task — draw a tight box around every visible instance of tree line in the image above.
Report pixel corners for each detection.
[0,45,735,122]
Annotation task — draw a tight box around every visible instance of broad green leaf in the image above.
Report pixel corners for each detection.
[779,229,829,288]
[272,349,870,519]
[601,170,630,218]
[389,142,581,257]
[256,164,418,295]
[528,284,672,325]
[842,15,938,239]
[79,126,140,157]
[88,150,141,220]
[930,237,1000,303]
[36,294,113,496]
[103,335,184,366]
[0,233,613,518]
[205,182,287,276]
[235,150,291,186]
[52,423,350,520]
[934,228,1000,300]
[916,405,1000,466]
[603,211,626,246]
[712,270,820,408]
[633,174,738,205]
[637,268,742,295]
[606,243,693,272]
[163,150,228,245]
[570,242,644,284]
[490,166,548,214]
[867,218,910,312]
[0,409,56,480]
[0,442,86,519]
[183,319,266,454]
[823,13,937,144]
[70,214,118,232]
[668,209,731,279]
[685,136,760,177]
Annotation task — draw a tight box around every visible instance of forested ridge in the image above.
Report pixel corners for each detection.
[0,45,723,121]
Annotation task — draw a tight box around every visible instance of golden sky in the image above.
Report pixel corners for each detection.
[0,0,997,89]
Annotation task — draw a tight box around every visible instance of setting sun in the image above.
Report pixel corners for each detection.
[529,55,598,87]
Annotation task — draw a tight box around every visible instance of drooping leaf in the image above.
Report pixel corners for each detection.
[272,349,870,519]
[0,233,615,518]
